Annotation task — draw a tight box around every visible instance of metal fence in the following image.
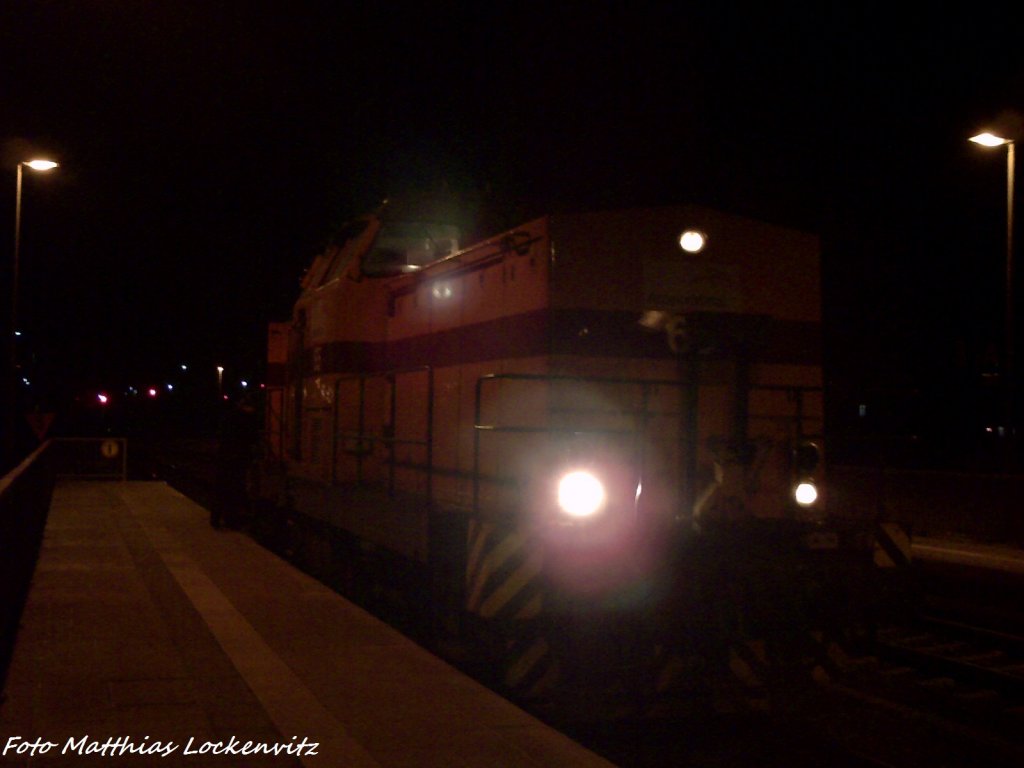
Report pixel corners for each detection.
[0,441,56,691]
[50,437,128,481]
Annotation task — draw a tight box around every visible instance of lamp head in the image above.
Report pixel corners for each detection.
[23,159,59,171]
[970,132,1012,148]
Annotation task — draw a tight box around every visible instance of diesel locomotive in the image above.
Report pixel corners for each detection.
[252,200,875,714]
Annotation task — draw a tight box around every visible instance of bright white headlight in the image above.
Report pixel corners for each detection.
[794,481,819,506]
[557,470,606,518]
[678,229,707,253]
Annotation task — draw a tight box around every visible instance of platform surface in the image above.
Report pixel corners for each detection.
[913,535,1024,575]
[0,481,615,767]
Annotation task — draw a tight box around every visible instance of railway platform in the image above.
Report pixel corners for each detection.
[912,536,1024,575]
[0,480,614,767]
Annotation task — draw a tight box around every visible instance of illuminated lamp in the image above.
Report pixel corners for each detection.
[431,281,454,300]
[794,481,818,506]
[678,229,707,253]
[557,470,607,518]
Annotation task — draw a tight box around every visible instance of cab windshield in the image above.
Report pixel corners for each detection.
[361,221,460,277]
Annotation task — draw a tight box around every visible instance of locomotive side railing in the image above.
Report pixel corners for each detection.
[472,372,685,517]
[261,385,286,461]
[748,384,825,443]
[472,376,826,520]
[331,366,434,501]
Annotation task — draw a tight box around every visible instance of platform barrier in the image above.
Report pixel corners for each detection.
[0,442,55,693]
[50,437,127,481]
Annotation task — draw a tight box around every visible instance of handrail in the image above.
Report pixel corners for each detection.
[50,437,128,481]
[472,372,687,517]
[0,440,50,496]
[0,440,55,693]
[470,375,826,518]
[331,366,434,501]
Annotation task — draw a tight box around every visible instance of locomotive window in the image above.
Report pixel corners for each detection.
[362,221,460,277]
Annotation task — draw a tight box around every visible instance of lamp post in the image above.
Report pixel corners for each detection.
[5,158,58,465]
[970,132,1015,438]
[12,160,58,365]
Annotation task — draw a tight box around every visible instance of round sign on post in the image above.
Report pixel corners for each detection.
[100,440,120,459]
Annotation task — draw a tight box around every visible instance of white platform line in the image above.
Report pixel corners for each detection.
[121,487,380,768]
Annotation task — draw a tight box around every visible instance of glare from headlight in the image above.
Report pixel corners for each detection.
[794,481,818,506]
[557,471,607,518]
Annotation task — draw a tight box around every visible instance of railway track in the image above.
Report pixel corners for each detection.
[877,616,1024,700]
[801,616,1024,767]
[561,606,1024,766]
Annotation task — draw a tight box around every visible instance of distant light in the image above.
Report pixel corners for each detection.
[97,393,109,405]
[969,132,1011,147]
[432,282,454,300]
[21,377,30,386]
[166,383,174,392]
[147,387,158,398]
[128,386,138,396]
[24,159,58,171]
[223,394,229,401]
[180,364,189,372]
[240,380,248,389]
[679,229,707,253]
[13,330,22,337]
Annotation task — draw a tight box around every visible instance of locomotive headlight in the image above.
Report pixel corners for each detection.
[557,470,607,518]
[794,481,819,506]
[679,229,707,253]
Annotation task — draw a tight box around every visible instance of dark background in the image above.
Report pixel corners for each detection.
[2,3,1024,461]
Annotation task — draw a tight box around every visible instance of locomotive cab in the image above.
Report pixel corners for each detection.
[360,220,461,276]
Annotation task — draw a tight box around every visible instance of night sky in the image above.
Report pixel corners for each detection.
[3,3,1024,442]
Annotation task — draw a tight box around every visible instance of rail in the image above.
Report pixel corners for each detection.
[875,627,1024,701]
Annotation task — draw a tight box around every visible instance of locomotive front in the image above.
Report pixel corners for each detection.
[258,202,866,716]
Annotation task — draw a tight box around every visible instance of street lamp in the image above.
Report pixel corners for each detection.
[5,158,58,465]
[12,159,58,368]
[970,132,1015,436]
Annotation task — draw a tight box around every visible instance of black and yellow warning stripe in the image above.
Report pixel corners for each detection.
[466,519,545,621]
[873,521,912,569]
